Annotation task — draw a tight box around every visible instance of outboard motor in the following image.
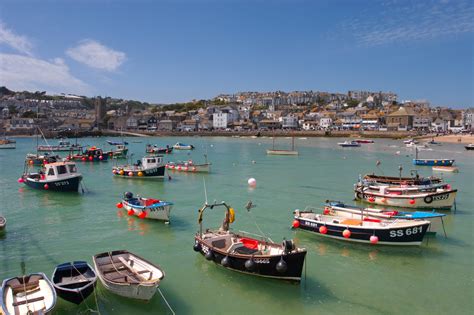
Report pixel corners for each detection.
[124,192,133,200]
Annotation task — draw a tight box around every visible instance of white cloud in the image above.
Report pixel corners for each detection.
[66,39,126,71]
[0,53,89,94]
[344,0,474,46]
[0,22,33,55]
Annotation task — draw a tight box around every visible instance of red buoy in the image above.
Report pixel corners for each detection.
[138,211,147,219]
[116,202,123,209]
[127,209,134,216]
[342,229,351,238]
[368,197,375,202]
[319,226,328,234]
[323,208,330,215]
[44,184,49,190]
[409,199,416,205]
[99,155,103,160]
[370,235,379,244]
[292,220,300,228]
[88,156,93,161]
[81,157,86,161]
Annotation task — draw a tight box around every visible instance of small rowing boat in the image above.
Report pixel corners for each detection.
[354,139,374,144]
[173,142,194,150]
[51,261,97,305]
[432,166,459,173]
[93,250,165,301]
[119,192,173,222]
[464,144,474,150]
[0,216,6,230]
[338,140,360,147]
[146,144,173,154]
[1,273,57,315]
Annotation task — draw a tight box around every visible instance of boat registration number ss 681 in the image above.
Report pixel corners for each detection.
[390,226,423,237]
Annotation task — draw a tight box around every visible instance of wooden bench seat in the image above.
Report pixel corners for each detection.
[12,296,44,306]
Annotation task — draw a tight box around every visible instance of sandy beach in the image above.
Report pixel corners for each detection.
[433,134,474,144]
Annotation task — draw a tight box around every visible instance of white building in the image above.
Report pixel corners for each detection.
[213,112,228,129]
[281,115,299,129]
[320,117,333,129]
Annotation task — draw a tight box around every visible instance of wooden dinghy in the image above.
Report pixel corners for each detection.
[120,192,173,222]
[432,166,459,173]
[93,250,165,300]
[1,273,56,315]
[52,261,97,305]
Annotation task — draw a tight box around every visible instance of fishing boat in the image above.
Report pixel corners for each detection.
[338,140,361,147]
[112,155,166,179]
[20,161,83,192]
[92,250,165,300]
[354,185,457,209]
[266,136,298,155]
[119,192,173,222]
[413,158,454,166]
[173,142,194,150]
[0,139,16,149]
[37,139,82,152]
[166,155,211,173]
[464,144,474,150]
[107,140,129,146]
[292,208,430,246]
[194,200,307,281]
[413,146,454,166]
[354,139,374,144]
[51,261,97,305]
[25,153,62,166]
[362,173,443,186]
[71,146,109,162]
[0,216,5,230]
[432,166,459,173]
[323,201,447,236]
[1,273,57,315]
[106,144,128,159]
[146,144,173,154]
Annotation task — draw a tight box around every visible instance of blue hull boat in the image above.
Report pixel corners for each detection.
[413,159,454,166]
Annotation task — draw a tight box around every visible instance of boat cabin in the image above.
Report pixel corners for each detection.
[33,162,80,180]
[137,155,164,169]
[84,147,104,156]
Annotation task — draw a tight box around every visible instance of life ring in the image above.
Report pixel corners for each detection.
[423,196,433,204]
[229,208,235,223]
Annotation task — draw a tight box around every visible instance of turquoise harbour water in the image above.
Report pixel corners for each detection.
[0,137,472,315]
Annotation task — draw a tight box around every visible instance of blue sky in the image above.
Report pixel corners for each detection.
[0,0,472,107]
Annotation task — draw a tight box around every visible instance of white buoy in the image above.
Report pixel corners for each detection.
[248,178,257,187]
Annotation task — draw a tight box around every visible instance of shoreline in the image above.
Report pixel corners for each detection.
[7,130,422,139]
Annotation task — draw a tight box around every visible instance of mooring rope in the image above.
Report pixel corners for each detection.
[157,287,175,315]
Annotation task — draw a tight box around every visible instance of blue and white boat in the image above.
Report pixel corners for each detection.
[120,192,173,222]
[413,159,454,166]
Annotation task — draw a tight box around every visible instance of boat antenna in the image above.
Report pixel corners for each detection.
[398,165,403,180]
[375,160,384,175]
[203,178,208,205]
[415,146,419,159]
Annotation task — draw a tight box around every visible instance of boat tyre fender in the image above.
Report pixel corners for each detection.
[221,256,231,268]
[424,196,433,204]
[356,192,363,200]
[205,250,214,261]
[245,258,256,271]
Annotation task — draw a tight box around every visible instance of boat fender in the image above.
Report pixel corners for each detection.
[229,208,235,223]
[424,196,433,204]
[221,256,231,268]
[193,242,202,252]
[356,192,363,200]
[205,250,214,261]
[276,258,287,273]
[244,259,256,271]
[282,240,295,253]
